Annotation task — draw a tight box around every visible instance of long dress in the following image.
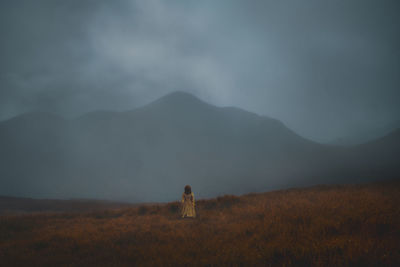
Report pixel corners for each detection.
[181,192,196,218]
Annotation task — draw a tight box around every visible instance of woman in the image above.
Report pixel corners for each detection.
[181,185,196,218]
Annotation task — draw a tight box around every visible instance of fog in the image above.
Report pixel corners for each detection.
[0,91,399,201]
[1,0,399,142]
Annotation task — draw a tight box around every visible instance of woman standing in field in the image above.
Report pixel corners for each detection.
[181,185,196,218]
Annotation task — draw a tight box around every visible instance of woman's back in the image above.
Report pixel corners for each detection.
[181,185,196,218]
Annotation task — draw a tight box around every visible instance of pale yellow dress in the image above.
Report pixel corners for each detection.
[181,192,196,218]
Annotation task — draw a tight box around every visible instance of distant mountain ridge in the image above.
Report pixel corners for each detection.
[0,91,399,201]
[329,120,400,146]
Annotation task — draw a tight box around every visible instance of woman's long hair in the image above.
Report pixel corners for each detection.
[184,185,191,194]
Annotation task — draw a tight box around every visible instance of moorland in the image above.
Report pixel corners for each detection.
[0,181,399,266]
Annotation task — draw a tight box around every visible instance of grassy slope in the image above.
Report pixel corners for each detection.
[0,182,399,266]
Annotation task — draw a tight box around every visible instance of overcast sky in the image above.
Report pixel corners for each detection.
[0,0,399,142]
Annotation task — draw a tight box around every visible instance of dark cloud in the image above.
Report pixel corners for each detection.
[1,0,399,141]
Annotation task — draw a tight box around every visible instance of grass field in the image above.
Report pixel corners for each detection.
[0,181,399,266]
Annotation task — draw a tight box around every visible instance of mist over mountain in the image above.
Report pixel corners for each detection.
[0,92,399,202]
[329,120,400,146]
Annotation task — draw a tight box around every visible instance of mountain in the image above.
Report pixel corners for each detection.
[0,91,399,201]
[329,120,400,146]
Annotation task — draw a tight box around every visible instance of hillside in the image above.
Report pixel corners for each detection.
[0,182,399,266]
[0,196,133,215]
[0,91,399,201]
[329,120,400,146]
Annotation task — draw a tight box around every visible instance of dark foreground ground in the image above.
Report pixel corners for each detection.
[0,181,399,266]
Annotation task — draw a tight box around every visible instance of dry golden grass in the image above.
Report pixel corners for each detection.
[0,182,399,266]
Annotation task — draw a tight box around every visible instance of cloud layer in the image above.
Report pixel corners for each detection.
[1,0,399,141]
